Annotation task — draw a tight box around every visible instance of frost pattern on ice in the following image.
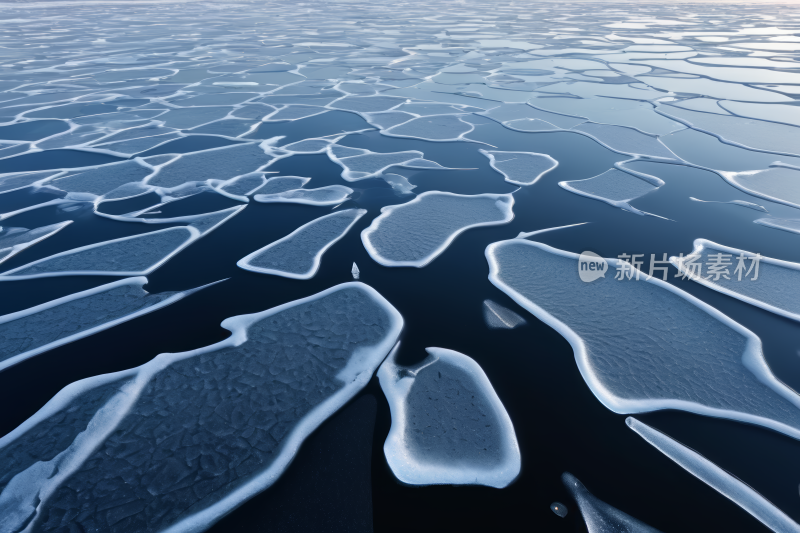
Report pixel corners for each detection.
[0,283,403,533]
[480,150,558,186]
[378,347,520,488]
[563,472,661,533]
[486,239,800,440]
[559,168,663,214]
[362,192,514,268]
[483,300,527,330]
[672,239,800,323]
[627,418,800,533]
[238,209,366,279]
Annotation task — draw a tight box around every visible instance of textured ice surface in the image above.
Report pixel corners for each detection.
[254,185,353,206]
[672,239,800,323]
[0,221,71,265]
[689,197,768,212]
[0,283,403,533]
[0,277,205,373]
[480,150,558,186]
[571,123,677,160]
[363,192,514,268]
[486,239,800,440]
[721,166,800,210]
[49,160,153,197]
[560,168,663,214]
[628,418,800,533]
[147,143,272,189]
[563,472,661,533]
[378,347,520,488]
[0,208,241,280]
[238,209,366,279]
[351,262,360,280]
[754,217,800,236]
[0,171,62,195]
[219,174,267,197]
[483,300,527,330]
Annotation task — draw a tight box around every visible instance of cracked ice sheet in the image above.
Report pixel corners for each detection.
[378,347,520,488]
[628,418,800,533]
[362,192,514,268]
[146,143,273,189]
[485,239,800,441]
[0,221,71,265]
[0,283,403,533]
[571,122,678,160]
[480,150,558,186]
[329,148,452,182]
[253,185,353,207]
[562,472,661,533]
[47,159,153,198]
[672,239,800,323]
[238,209,366,279]
[559,168,664,215]
[0,207,243,281]
[382,114,476,142]
[0,277,211,373]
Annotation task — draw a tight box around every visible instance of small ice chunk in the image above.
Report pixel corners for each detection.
[550,502,568,518]
[627,417,800,533]
[254,185,353,206]
[383,114,474,142]
[721,166,800,210]
[480,150,558,186]
[689,197,768,212]
[672,239,800,323]
[486,239,800,440]
[378,347,520,488]
[238,209,366,279]
[572,123,677,160]
[363,192,514,267]
[0,283,402,533]
[754,217,800,236]
[483,299,526,330]
[563,472,661,533]
[560,168,663,214]
[0,221,71,265]
[147,143,273,189]
[252,175,310,195]
[382,173,416,195]
[351,262,360,279]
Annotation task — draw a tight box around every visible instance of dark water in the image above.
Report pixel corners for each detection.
[0,118,798,533]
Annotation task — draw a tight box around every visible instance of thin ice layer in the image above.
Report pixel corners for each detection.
[572,123,677,160]
[382,115,474,142]
[362,192,514,268]
[754,217,800,236]
[721,166,800,210]
[49,160,153,197]
[486,239,800,440]
[559,168,663,214]
[0,207,242,280]
[378,347,520,488]
[483,299,527,330]
[563,472,661,533]
[689,197,768,212]
[147,143,272,189]
[238,209,366,279]
[0,283,403,533]
[0,221,71,265]
[671,239,800,323]
[480,150,558,186]
[627,418,800,533]
[253,185,353,206]
[0,277,204,372]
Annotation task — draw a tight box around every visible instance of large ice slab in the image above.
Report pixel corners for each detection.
[0,283,403,533]
[0,207,243,280]
[672,239,800,323]
[378,347,520,488]
[571,123,678,160]
[146,143,273,189]
[0,221,71,265]
[563,472,661,533]
[719,165,800,210]
[48,159,153,197]
[238,209,366,279]
[253,185,353,206]
[628,418,800,533]
[0,277,209,373]
[480,150,558,186]
[559,168,663,214]
[362,192,514,268]
[486,239,800,440]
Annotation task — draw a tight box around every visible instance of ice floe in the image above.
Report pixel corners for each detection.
[252,176,310,195]
[550,503,568,518]
[486,239,800,440]
[480,150,558,186]
[754,217,800,236]
[689,197,768,212]
[0,207,243,280]
[238,209,366,279]
[483,300,527,330]
[146,143,273,189]
[571,123,678,160]
[329,148,452,182]
[559,167,664,215]
[672,239,800,323]
[719,165,800,210]
[254,185,353,206]
[628,418,800,533]
[378,346,520,488]
[351,262,360,280]
[0,221,71,265]
[0,277,213,373]
[0,283,402,533]
[382,115,476,142]
[363,192,514,268]
[563,472,661,533]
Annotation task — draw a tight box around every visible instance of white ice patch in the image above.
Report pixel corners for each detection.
[0,221,71,266]
[486,239,800,441]
[559,167,664,215]
[480,150,558,186]
[628,417,800,533]
[672,239,800,323]
[378,346,520,488]
[483,300,527,330]
[362,192,514,268]
[254,185,353,206]
[238,209,366,279]
[381,173,416,195]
